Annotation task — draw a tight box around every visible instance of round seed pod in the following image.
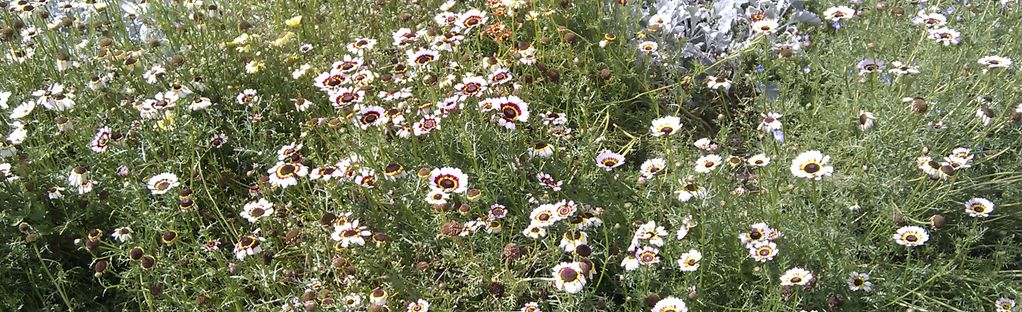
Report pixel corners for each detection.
[488,281,505,297]
[644,293,661,308]
[93,260,108,277]
[140,255,156,269]
[128,247,144,261]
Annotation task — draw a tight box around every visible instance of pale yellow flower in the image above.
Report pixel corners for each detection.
[285,15,302,28]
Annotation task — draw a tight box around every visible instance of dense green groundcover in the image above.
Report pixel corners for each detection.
[1,0,1021,311]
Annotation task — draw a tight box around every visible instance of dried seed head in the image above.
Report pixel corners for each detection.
[140,255,156,269]
[644,293,661,307]
[929,214,946,230]
[575,244,592,257]
[827,293,844,309]
[150,284,163,297]
[129,247,144,260]
[0,28,13,41]
[440,221,462,236]
[503,243,523,260]
[893,211,907,225]
[563,32,577,44]
[488,281,505,297]
[17,222,31,234]
[546,69,560,82]
[911,97,928,113]
[779,46,794,58]
[94,260,108,277]
[415,261,430,271]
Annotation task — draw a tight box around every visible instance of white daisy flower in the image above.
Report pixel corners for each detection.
[822,6,856,21]
[790,151,834,180]
[551,262,587,293]
[780,267,813,286]
[650,116,682,136]
[640,158,667,178]
[964,198,995,218]
[147,173,180,195]
[595,150,625,171]
[677,249,702,272]
[694,154,722,173]
[267,161,308,188]
[893,226,930,247]
[978,56,1013,69]
[651,297,688,312]
[241,198,275,223]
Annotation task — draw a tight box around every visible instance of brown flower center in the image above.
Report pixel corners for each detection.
[803,163,820,174]
[558,268,579,282]
[415,54,434,64]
